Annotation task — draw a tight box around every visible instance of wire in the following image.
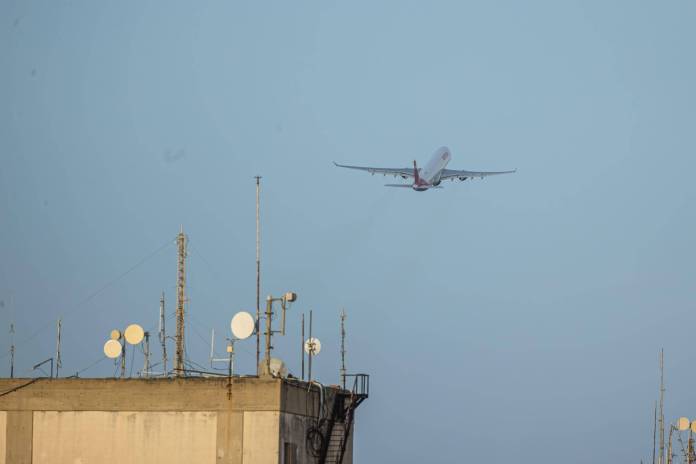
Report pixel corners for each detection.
[74,356,109,377]
[0,378,43,397]
[0,238,174,360]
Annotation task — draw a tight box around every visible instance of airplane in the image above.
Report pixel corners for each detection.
[334,146,516,191]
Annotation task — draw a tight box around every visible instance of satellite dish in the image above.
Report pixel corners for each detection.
[104,339,122,359]
[269,357,288,378]
[124,324,144,345]
[231,311,255,340]
[304,337,321,355]
[110,329,121,340]
[678,417,691,431]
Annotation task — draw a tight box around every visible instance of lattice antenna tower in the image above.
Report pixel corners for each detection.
[340,309,347,389]
[175,226,187,376]
[159,292,167,376]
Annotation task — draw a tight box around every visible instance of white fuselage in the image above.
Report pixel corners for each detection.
[413,146,451,191]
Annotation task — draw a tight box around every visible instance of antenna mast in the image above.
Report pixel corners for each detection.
[301,313,305,381]
[255,176,262,376]
[308,310,313,382]
[159,292,167,376]
[340,309,346,389]
[659,348,665,464]
[9,323,15,379]
[55,319,62,378]
[175,226,187,376]
[143,332,151,378]
[653,401,657,464]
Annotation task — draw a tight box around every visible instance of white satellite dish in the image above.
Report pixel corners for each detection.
[124,324,144,345]
[104,339,122,359]
[304,337,321,355]
[110,329,121,340]
[692,421,696,434]
[231,311,255,340]
[678,417,691,431]
[269,357,288,378]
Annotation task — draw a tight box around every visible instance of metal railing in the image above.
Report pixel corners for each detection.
[345,373,369,398]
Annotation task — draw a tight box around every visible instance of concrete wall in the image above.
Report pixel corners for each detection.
[0,378,354,464]
[33,411,217,464]
[0,411,5,464]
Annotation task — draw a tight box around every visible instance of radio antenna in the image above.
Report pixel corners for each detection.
[175,226,187,376]
[255,176,262,376]
[159,292,167,376]
[301,313,305,381]
[659,348,665,464]
[9,323,15,379]
[340,309,347,389]
[142,331,151,378]
[55,319,62,378]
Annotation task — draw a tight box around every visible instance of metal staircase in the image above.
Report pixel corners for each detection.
[312,374,369,464]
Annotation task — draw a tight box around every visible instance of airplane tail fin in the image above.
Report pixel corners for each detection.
[413,160,421,185]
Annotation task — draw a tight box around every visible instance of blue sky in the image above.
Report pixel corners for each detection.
[2,1,695,462]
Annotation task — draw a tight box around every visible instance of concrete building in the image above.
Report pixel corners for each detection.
[0,376,368,464]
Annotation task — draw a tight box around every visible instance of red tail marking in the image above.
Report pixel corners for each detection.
[413,160,421,185]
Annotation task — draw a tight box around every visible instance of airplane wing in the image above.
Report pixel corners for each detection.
[440,168,516,180]
[333,162,414,178]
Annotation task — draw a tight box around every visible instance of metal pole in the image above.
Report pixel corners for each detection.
[159,292,167,376]
[55,319,62,378]
[255,176,261,376]
[176,226,187,376]
[308,310,313,382]
[653,401,657,464]
[301,313,305,381]
[143,332,150,378]
[228,342,233,378]
[9,323,15,379]
[265,296,273,376]
[340,309,346,390]
[120,338,126,379]
[659,349,665,464]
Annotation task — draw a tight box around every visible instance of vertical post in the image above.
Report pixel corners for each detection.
[340,309,347,390]
[667,425,673,464]
[55,319,62,378]
[9,323,15,379]
[301,313,305,381]
[653,401,657,464]
[264,296,273,376]
[659,348,665,464]
[120,337,126,379]
[159,292,167,376]
[143,332,150,378]
[228,342,234,377]
[255,176,262,376]
[176,226,187,376]
[308,310,313,382]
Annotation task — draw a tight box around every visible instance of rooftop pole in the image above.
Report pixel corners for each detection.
[175,226,187,376]
[659,349,665,464]
[255,176,262,376]
[55,319,62,378]
[159,292,167,376]
[340,309,346,390]
[9,323,15,379]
